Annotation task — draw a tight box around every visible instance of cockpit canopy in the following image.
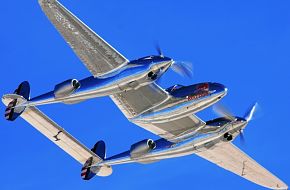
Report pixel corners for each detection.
[137,55,160,60]
[129,55,172,65]
[206,117,231,127]
[165,84,184,93]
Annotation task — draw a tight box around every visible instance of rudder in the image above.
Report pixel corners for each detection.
[91,140,106,160]
[4,81,30,121]
[81,140,112,180]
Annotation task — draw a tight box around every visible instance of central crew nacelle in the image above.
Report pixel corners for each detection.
[132,82,227,123]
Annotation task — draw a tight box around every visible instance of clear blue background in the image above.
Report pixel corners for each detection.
[0,0,289,189]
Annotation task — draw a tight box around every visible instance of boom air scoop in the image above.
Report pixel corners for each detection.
[4,81,30,121]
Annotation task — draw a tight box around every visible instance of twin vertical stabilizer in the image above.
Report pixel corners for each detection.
[4,81,30,121]
[81,141,112,180]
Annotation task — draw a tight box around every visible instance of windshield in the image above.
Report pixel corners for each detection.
[165,84,184,92]
[138,56,155,60]
[206,117,231,126]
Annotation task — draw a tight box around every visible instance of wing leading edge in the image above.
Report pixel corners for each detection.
[39,0,128,77]
[195,142,288,189]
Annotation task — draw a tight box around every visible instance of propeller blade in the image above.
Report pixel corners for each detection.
[213,104,236,121]
[244,102,258,122]
[155,43,164,57]
[171,61,193,78]
[239,130,246,145]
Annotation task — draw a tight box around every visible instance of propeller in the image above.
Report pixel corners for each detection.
[171,61,193,78]
[239,131,246,145]
[244,102,258,122]
[240,103,258,145]
[155,43,164,58]
[213,102,259,145]
[212,103,236,121]
[154,44,193,78]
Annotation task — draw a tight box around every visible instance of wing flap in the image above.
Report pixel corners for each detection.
[195,142,288,189]
[2,95,101,165]
[39,0,128,77]
[110,83,170,119]
[134,114,205,141]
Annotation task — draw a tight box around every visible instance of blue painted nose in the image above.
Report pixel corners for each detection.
[209,82,228,95]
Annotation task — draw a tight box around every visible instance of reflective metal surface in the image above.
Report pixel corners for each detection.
[39,0,129,77]
[3,0,286,188]
[21,58,173,107]
[98,119,246,166]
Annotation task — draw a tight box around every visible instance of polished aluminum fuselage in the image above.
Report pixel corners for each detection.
[133,86,226,123]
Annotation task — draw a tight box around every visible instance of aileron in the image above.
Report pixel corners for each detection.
[195,142,288,190]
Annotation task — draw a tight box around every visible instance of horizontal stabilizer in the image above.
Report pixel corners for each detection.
[2,95,103,165]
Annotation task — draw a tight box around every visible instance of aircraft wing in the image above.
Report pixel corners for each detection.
[195,142,288,190]
[2,95,101,165]
[39,0,128,77]
[110,83,206,141]
[134,114,206,142]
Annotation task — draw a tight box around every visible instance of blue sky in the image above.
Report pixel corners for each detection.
[1,0,289,189]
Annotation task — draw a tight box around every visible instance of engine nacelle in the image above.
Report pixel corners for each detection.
[130,139,156,159]
[54,79,80,99]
